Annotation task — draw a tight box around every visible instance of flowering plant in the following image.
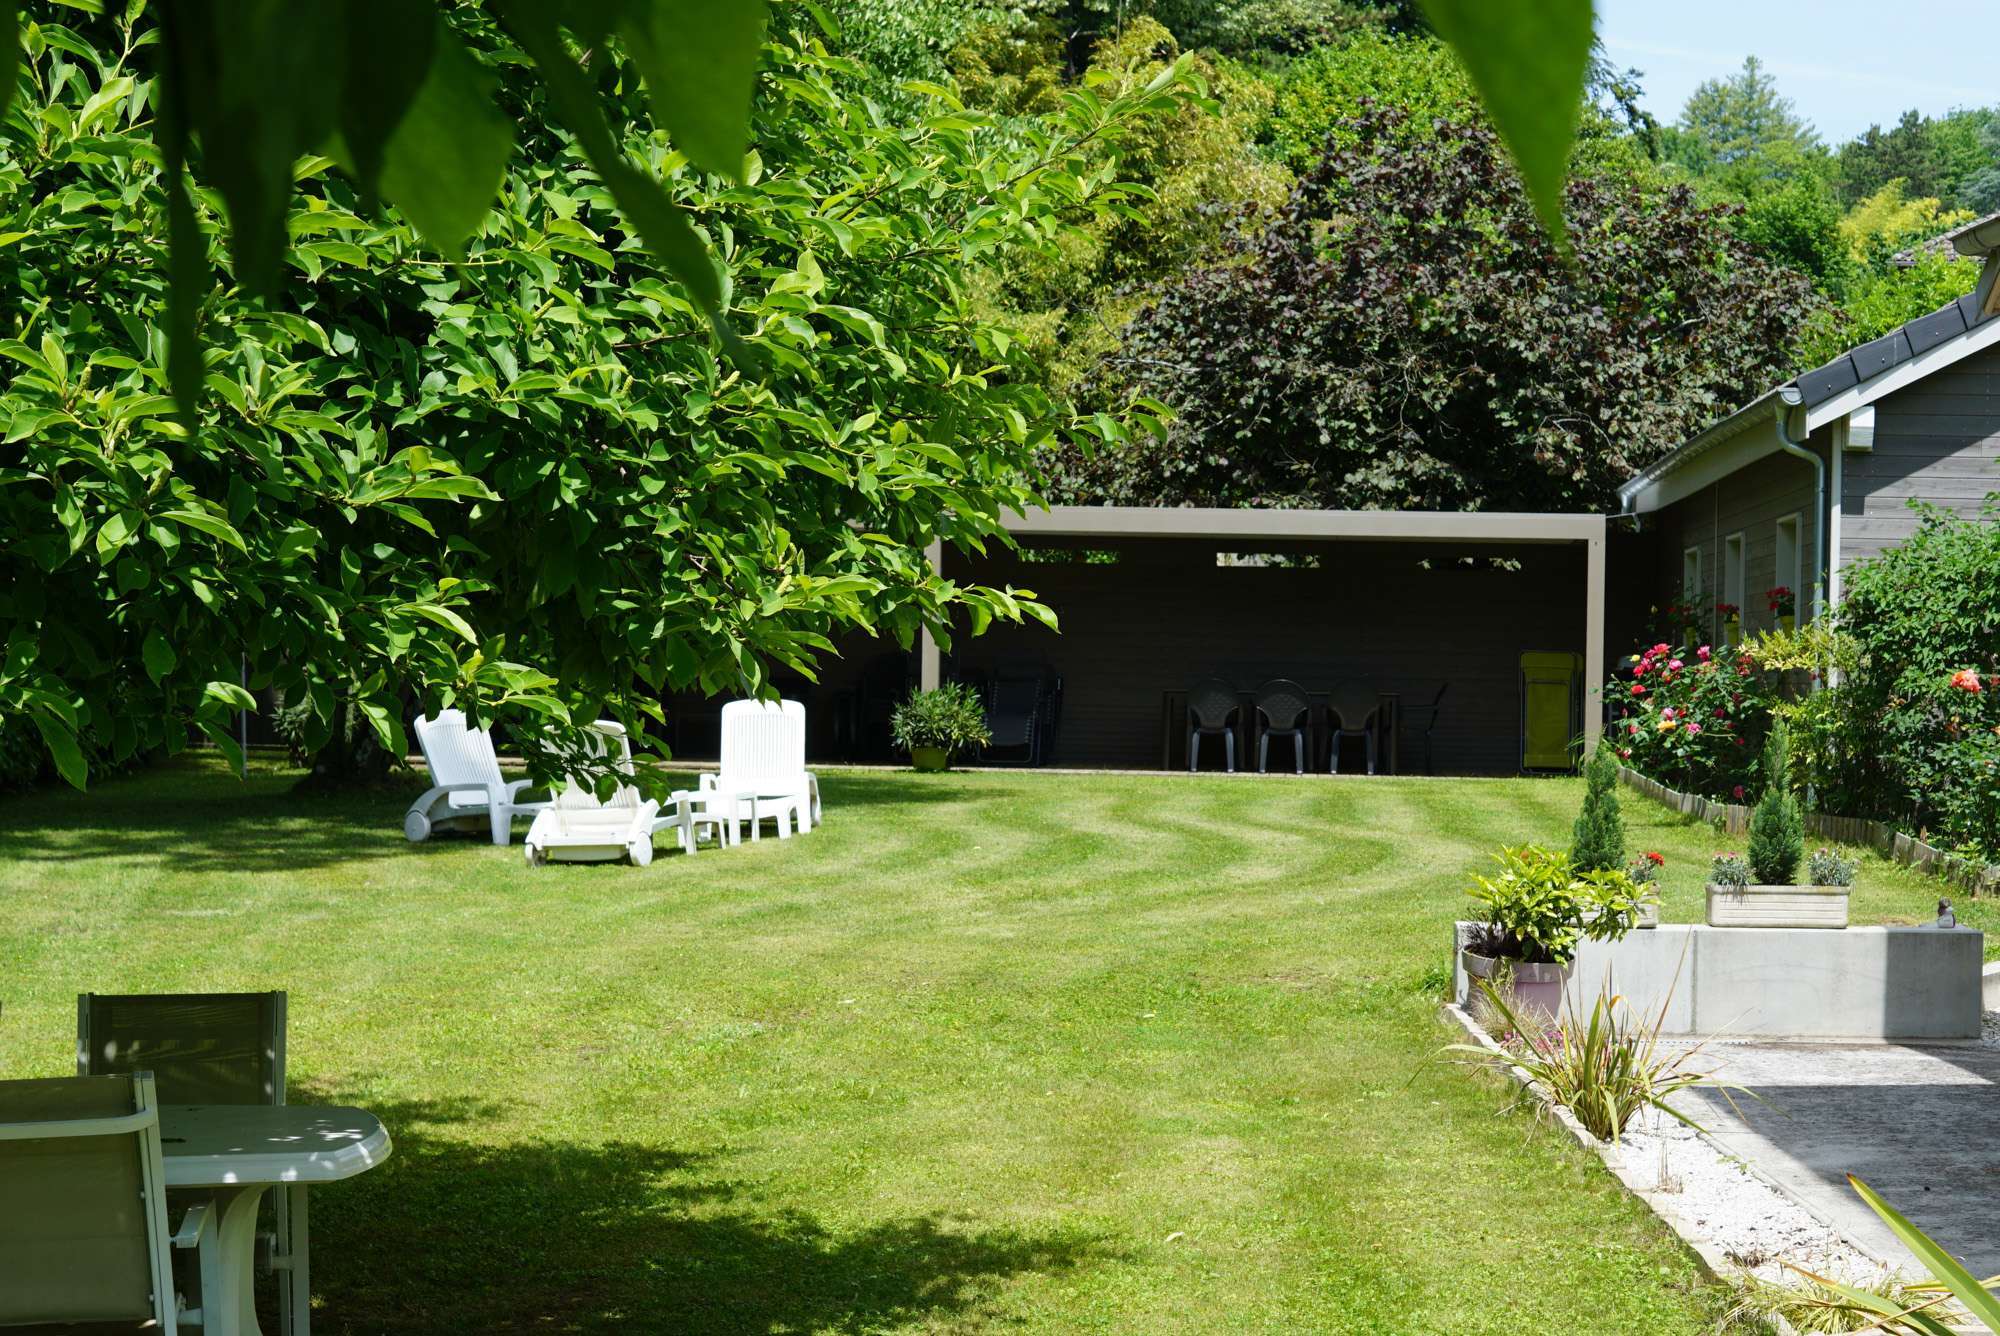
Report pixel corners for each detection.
[1716,602,1741,620]
[1625,851,1664,886]
[1610,641,1769,798]
[1766,586,1796,617]
[1951,668,1983,694]
[1807,847,1857,887]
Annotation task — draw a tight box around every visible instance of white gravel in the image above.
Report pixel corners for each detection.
[1597,1107,1889,1285]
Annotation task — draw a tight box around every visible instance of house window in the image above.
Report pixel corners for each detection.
[1722,532,1745,626]
[1682,546,1701,599]
[1774,514,1803,623]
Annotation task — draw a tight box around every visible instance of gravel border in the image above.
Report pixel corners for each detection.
[1440,1002,1915,1328]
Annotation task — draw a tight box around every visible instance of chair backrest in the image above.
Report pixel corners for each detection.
[1327,683,1381,731]
[1187,678,1240,730]
[78,991,286,1107]
[1419,681,1450,724]
[553,720,643,812]
[1253,679,1310,730]
[0,1072,174,1329]
[415,709,504,791]
[718,699,806,794]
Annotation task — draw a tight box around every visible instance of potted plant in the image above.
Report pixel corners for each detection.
[1716,600,1742,643]
[890,683,992,772]
[1625,851,1664,927]
[1462,844,1643,1017]
[1706,723,1852,927]
[1767,585,1796,633]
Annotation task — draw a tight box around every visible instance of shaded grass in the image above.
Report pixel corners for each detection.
[0,754,1959,1332]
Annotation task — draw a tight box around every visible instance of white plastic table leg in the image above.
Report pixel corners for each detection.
[200,1182,271,1335]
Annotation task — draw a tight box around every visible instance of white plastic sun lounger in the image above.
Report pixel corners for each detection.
[697,699,821,841]
[404,709,551,845]
[523,721,662,866]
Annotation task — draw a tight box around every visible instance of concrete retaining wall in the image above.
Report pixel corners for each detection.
[1452,922,1984,1042]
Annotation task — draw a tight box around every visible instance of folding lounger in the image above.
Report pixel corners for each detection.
[404,709,551,845]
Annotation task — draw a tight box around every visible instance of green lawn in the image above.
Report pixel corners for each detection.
[0,755,1969,1333]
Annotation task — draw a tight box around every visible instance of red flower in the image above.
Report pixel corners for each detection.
[1652,643,1670,657]
[1696,645,1712,662]
[1950,668,1983,694]
[1732,785,1745,800]
[1631,684,1646,696]
[1645,851,1664,865]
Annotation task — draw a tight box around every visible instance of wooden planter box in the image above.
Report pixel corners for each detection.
[1705,883,1850,928]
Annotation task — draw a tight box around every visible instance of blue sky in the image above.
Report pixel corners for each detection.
[1595,0,1998,143]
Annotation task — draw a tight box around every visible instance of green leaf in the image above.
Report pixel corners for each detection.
[402,600,479,645]
[615,0,768,181]
[498,1,754,369]
[159,507,248,551]
[1417,0,1592,246]
[0,0,15,121]
[28,705,86,790]
[358,696,408,758]
[334,1,512,256]
[142,627,179,683]
[1849,1176,2000,1329]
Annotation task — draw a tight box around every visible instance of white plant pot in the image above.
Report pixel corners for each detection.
[1460,949,1570,1019]
[1705,883,1850,928]
[1635,897,1660,929]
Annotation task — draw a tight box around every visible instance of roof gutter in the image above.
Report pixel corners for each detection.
[1772,386,1826,624]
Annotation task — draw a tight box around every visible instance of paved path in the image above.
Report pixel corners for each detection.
[1680,1041,2000,1275]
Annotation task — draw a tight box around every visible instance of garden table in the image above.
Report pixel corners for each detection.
[161,1103,392,1336]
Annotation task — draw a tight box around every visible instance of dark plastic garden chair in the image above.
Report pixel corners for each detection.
[1327,683,1380,775]
[78,991,307,1336]
[1187,677,1241,772]
[1410,682,1449,775]
[1253,679,1311,774]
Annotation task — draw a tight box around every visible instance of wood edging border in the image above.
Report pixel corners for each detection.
[1616,766,2000,898]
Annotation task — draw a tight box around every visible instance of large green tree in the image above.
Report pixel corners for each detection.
[0,4,1185,786]
[1053,107,1820,513]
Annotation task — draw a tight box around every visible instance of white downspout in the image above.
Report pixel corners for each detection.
[1773,390,1826,624]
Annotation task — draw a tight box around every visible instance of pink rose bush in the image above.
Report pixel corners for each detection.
[1610,641,1769,798]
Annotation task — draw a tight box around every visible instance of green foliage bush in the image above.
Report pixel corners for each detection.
[0,5,1184,787]
[1569,740,1625,873]
[1833,503,2000,859]
[890,683,993,756]
[1747,724,1804,885]
[1264,31,1473,171]
[1466,845,1641,966]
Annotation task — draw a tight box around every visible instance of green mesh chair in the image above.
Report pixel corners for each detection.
[0,1071,215,1332]
[77,992,305,1335]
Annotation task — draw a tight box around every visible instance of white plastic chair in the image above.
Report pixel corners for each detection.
[523,721,663,867]
[699,699,820,841]
[404,709,551,845]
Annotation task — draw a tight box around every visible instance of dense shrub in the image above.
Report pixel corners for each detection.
[1835,503,2000,858]
[1609,642,1770,800]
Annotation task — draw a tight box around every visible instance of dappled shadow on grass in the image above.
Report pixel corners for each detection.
[301,1090,1111,1335]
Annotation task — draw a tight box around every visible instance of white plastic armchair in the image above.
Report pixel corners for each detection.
[404,709,551,845]
[523,721,662,867]
[699,699,818,840]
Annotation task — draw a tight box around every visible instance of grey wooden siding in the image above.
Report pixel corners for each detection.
[945,538,1588,774]
[1648,443,1823,641]
[1842,345,2000,567]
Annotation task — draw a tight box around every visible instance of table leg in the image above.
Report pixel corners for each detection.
[200,1183,271,1336]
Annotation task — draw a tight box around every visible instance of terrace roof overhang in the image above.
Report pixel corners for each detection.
[1000,504,1604,545]
[922,505,1608,750]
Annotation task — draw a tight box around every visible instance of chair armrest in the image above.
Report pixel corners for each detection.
[172,1200,214,1251]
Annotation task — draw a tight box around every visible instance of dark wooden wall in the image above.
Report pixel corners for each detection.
[946,537,1590,774]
